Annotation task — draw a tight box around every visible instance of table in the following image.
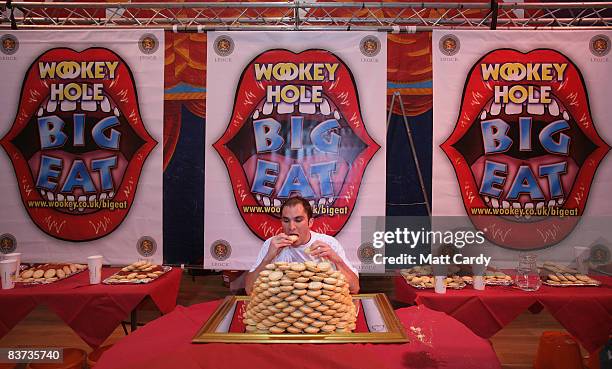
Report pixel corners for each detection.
[0,267,182,348]
[395,275,612,352]
[95,300,502,369]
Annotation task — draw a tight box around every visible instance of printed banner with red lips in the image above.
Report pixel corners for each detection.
[433,30,612,256]
[0,30,164,264]
[205,32,386,271]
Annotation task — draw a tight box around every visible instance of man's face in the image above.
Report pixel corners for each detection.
[281,203,313,246]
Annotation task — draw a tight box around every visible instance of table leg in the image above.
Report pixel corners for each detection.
[528,302,544,314]
[121,321,129,335]
[130,309,138,332]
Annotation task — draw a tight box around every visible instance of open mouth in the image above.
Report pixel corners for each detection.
[440,49,609,249]
[0,48,157,241]
[214,49,379,240]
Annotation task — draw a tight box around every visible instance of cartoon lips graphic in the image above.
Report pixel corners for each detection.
[214,49,379,240]
[0,48,157,241]
[441,49,610,249]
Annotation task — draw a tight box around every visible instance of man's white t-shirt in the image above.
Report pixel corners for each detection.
[249,231,358,276]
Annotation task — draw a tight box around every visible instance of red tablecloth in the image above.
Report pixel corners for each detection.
[0,267,182,348]
[95,299,502,369]
[395,275,612,352]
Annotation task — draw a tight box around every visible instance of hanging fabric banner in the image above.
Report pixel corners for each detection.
[205,31,387,272]
[0,30,164,264]
[433,30,612,260]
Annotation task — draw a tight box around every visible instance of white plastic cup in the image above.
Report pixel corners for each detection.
[87,255,104,284]
[0,259,17,289]
[473,275,486,290]
[434,276,446,294]
[574,247,590,274]
[5,253,21,273]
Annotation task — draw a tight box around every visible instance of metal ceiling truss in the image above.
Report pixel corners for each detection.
[1,2,611,31]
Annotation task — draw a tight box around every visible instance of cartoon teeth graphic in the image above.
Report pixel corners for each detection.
[214,49,380,240]
[0,48,157,241]
[440,49,610,249]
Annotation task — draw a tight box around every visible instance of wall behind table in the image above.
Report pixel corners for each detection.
[162,111,433,267]
[162,32,434,267]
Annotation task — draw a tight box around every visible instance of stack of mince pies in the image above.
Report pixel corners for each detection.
[243,261,357,334]
[104,260,169,284]
[17,263,87,284]
[541,262,600,286]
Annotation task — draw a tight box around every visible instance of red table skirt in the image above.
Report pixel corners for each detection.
[395,275,612,352]
[0,267,182,348]
[95,299,502,369]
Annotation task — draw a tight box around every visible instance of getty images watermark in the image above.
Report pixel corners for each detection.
[361,216,492,270]
[360,215,612,276]
[371,227,489,266]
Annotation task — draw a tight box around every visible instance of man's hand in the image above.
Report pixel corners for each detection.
[308,240,342,264]
[308,240,360,294]
[246,233,294,295]
[263,233,294,261]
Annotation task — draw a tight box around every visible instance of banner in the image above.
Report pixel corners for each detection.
[205,31,386,272]
[433,30,612,259]
[0,30,164,264]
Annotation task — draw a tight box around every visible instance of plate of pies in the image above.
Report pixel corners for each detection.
[400,266,466,289]
[540,262,601,287]
[16,263,87,284]
[402,274,466,289]
[103,261,170,284]
[461,270,514,286]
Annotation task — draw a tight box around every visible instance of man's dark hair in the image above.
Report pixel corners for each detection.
[280,196,313,220]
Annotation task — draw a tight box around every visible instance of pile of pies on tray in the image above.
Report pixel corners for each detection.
[540,262,600,286]
[104,261,167,284]
[461,270,513,285]
[17,263,87,283]
[400,266,466,289]
[403,274,466,289]
[482,270,513,285]
[243,261,357,334]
